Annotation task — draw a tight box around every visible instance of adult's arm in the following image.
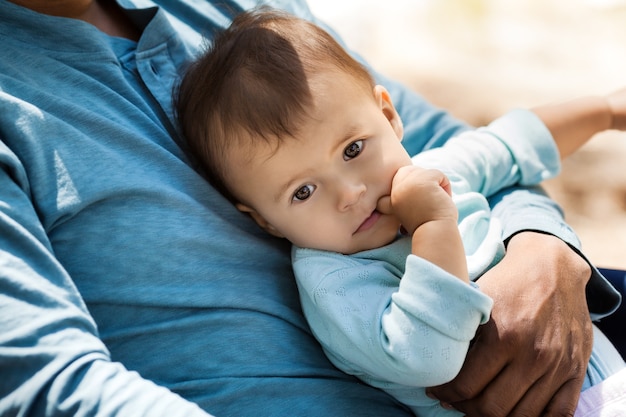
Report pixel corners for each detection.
[430,229,595,416]
[428,186,620,417]
[0,143,212,417]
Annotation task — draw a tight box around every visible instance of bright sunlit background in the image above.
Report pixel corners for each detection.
[308,0,626,268]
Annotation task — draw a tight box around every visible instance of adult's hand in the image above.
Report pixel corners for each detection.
[427,231,594,416]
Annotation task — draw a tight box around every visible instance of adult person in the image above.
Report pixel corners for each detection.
[0,1,620,417]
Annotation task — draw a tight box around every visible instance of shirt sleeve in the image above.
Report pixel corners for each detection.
[293,244,493,388]
[0,143,212,417]
[411,109,560,198]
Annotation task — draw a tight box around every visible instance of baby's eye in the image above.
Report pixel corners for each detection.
[293,184,316,202]
[343,140,363,160]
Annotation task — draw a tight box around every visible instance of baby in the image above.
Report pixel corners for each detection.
[175,7,626,416]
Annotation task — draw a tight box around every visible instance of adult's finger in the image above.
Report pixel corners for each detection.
[542,378,583,417]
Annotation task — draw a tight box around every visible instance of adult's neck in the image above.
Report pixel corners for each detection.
[8,0,141,40]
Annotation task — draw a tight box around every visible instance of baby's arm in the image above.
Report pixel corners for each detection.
[533,88,626,160]
[381,166,469,282]
[292,246,492,389]
[409,89,626,202]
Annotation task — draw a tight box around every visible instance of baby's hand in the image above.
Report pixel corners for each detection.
[384,165,457,235]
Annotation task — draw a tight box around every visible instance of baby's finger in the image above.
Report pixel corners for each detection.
[376,195,393,214]
[439,173,452,196]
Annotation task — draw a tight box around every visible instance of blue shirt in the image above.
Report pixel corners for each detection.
[0,1,620,416]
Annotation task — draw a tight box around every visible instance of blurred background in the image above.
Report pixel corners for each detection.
[309,0,626,269]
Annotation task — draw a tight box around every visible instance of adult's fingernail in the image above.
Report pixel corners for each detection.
[425,389,437,399]
[441,402,456,411]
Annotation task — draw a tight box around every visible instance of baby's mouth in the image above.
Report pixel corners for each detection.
[354,210,381,234]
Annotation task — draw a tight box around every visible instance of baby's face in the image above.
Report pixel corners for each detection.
[227,71,412,254]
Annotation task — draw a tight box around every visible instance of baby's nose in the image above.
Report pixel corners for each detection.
[338,181,366,211]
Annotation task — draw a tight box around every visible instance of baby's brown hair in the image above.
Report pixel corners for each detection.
[175,7,375,203]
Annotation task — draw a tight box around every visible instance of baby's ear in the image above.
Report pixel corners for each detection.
[374,85,404,140]
[236,203,285,238]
